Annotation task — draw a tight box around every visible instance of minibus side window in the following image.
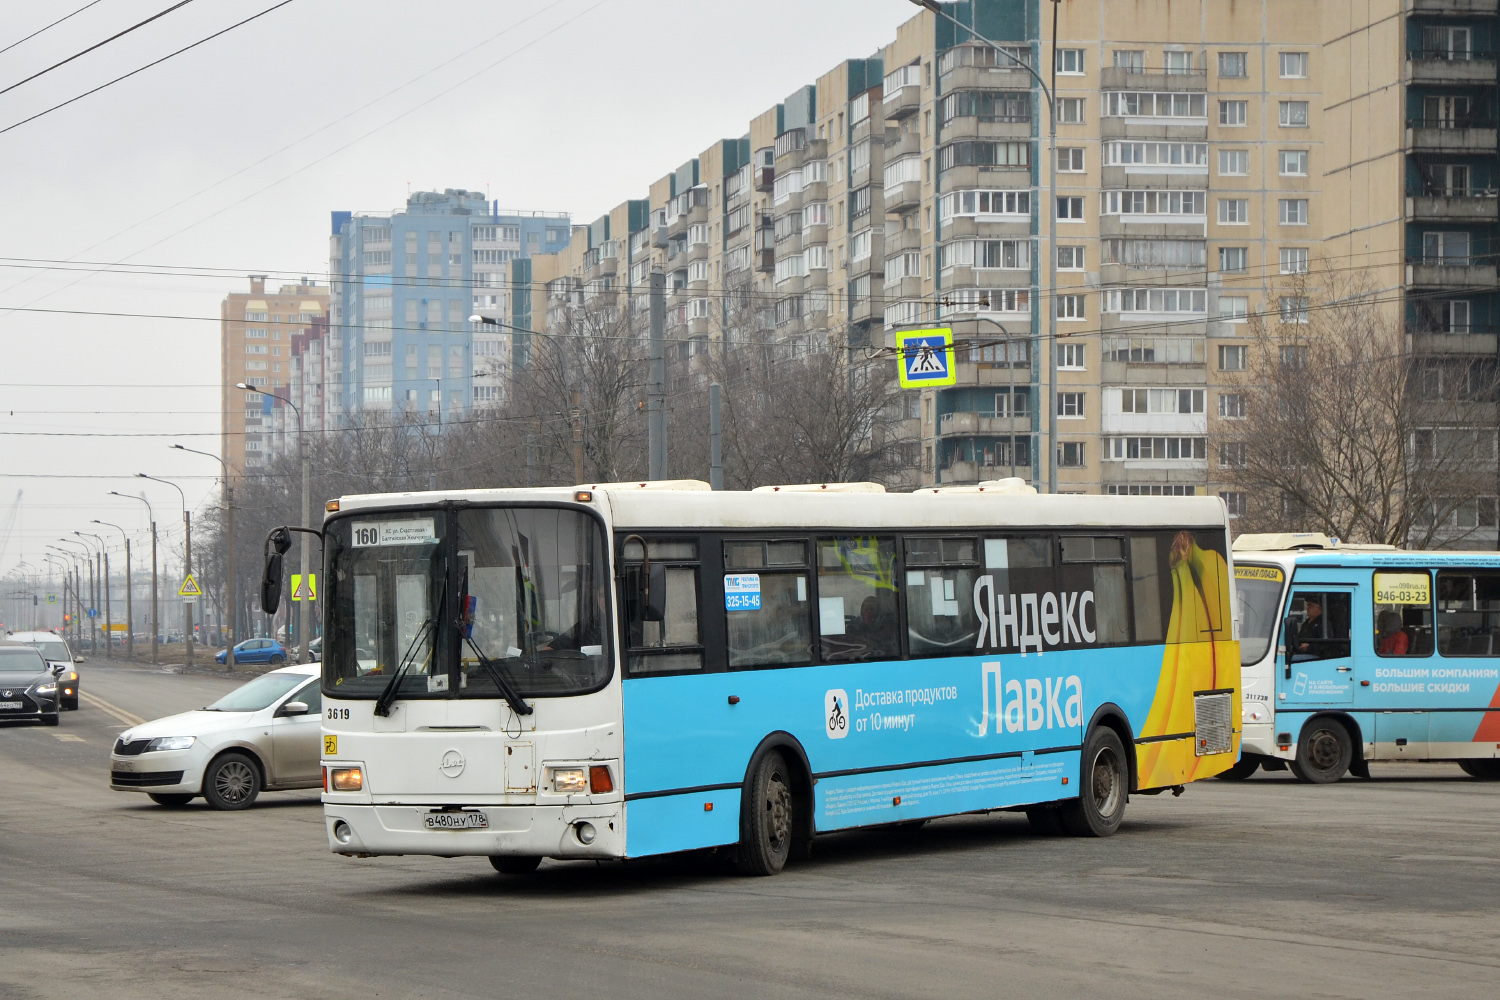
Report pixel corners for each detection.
[1372,571,1432,657]
[1436,571,1500,657]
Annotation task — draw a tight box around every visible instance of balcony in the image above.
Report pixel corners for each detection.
[1099,67,1208,92]
[1407,261,1499,287]
[1407,119,1498,153]
[754,163,775,192]
[1406,50,1498,85]
[885,179,922,213]
[939,461,1030,486]
[1407,0,1497,13]
[885,275,923,301]
[884,128,922,160]
[1410,331,1500,355]
[938,164,1033,193]
[775,230,803,256]
[939,65,1035,94]
[1407,191,1500,221]
[755,248,775,274]
[883,84,921,120]
[774,128,807,162]
[939,411,1033,438]
[1099,119,1208,141]
[940,216,1033,240]
[884,226,923,254]
[940,116,1034,142]
[850,294,883,325]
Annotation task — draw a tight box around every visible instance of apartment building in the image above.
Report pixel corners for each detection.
[325,189,571,429]
[518,0,1497,500]
[219,275,328,477]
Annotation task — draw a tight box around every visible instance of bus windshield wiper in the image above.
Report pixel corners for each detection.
[456,567,532,717]
[373,617,433,718]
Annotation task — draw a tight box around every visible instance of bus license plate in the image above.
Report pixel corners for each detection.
[425,810,489,830]
[0,701,23,710]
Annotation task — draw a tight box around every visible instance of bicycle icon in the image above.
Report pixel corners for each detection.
[828,698,846,731]
[824,688,850,739]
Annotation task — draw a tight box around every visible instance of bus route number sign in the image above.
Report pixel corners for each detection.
[1374,572,1430,605]
[353,519,437,547]
[724,574,762,611]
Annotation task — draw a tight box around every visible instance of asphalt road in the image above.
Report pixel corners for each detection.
[2,661,1498,999]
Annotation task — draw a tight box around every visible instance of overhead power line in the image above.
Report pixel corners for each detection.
[0,0,109,58]
[0,0,198,98]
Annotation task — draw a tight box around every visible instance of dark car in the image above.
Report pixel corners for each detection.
[215,638,287,666]
[0,643,61,726]
[8,631,81,710]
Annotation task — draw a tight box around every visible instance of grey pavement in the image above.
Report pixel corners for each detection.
[2,661,1497,998]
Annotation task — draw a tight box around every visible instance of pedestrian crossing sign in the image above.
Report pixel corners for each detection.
[291,573,317,602]
[178,574,202,598]
[896,328,957,388]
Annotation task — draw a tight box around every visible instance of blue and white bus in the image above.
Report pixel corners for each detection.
[306,481,1241,876]
[1229,534,1500,782]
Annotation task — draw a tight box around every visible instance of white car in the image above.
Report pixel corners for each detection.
[109,664,322,810]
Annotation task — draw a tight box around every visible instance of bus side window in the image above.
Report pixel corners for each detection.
[724,539,813,669]
[1059,535,1131,646]
[817,537,899,663]
[1287,591,1352,662]
[904,536,981,659]
[1436,571,1500,657]
[621,537,703,675]
[1373,571,1432,657]
[1128,534,1167,644]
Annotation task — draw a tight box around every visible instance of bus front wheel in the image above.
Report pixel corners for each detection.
[1460,760,1500,779]
[735,750,794,876]
[489,855,542,875]
[1059,727,1128,838]
[1291,719,1352,783]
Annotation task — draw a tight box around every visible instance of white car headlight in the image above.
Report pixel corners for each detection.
[146,736,196,752]
[35,683,57,695]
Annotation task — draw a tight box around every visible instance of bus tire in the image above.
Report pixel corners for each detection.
[488,855,542,875]
[1459,760,1500,779]
[734,750,794,876]
[1059,727,1128,838]
[1025,806,1065,835]
[1215,755,1262,781]
[1290,718,1352,784]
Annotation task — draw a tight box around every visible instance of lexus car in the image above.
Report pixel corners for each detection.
[7,630,81,710]
[0,643,61,726]
[110,663,322,809]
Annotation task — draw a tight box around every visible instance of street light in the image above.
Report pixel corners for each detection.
[93,520,133,661]
[63,536,98,654]
[907,0,1060,493]
[171,445,236,671]
[43,555,69,633]
[47,545,86,647]
[138,473,193,668]
[77,532,111,655]
[236,383,312,665]
[471,315,585,484]
[110,491,159,666]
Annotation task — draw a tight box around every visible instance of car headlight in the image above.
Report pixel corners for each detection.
[145,736,196,752]
[329,767,363,791]
[549,767,587,793]
[68,671,78,681]
[35,683,57,695]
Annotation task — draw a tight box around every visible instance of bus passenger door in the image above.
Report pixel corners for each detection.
[1280,589,1356,706]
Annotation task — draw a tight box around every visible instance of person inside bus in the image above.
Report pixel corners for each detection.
[1377,609,1410,656]
[1294,596,1324,658]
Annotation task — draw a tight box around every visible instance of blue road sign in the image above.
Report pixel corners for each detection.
[87,608,98,618]
[896,327,957,388]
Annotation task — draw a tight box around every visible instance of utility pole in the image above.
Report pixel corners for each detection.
[87,554,96,655]
[171,446,235,670]
[184,510,194,668]
[648,269,666,480]
[570,386,585,484]
[709,382,724,490]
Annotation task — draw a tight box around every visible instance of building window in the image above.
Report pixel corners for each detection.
[1057,343,1086,370]
[1218,393,1247,418]
[1219,443,1249,470]
[1279,52,1308,78]
[1220,492,1247,518]
[1279,101,1309,127]
[1058,147,1085,171]
[1057,442,1086,468]
[1163,50,1194,74]
[1058,98,1086,124]
[1423,230,1472,264]
[1279,149,1308,175]
[1280,247,1310,274]
[1218,52,1248,78]
[1280,298,1311,324]
[1121,388,1205,414]
[1219,100,1247,126]
[1113,50,1144,71]
[1057,246,1085,270]
[1218,296,1249,322]
[1056,294,1086,320]
[1279,199,1309,225]
[1219,246,1248,273]
[1056,48,1085,74]
[1219,198,1249,224]
[1218,344,1248,371]
[1057,196,1085,220]
[1218,149,1248,175]
[1105,437,1208,460]
[1057,392,1086,417]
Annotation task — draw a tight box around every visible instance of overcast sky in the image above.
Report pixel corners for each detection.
[0,0,918,601]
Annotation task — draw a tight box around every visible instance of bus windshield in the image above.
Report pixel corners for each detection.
[1236,565,1286,665]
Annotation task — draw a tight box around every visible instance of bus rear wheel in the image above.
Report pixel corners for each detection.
[735,750,794,876]
[1291,719,1352,783]
[1460,760,1500,779]
[1059,727,1128,838]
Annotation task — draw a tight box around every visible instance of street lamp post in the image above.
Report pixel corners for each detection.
[170,446,236,671]
[78,533,110,656]
[908,0,1060,493]
[59,538,95,654]
[236,384,311,664]
[471,315,585,484]
[110,491,158,666]
[138,474,191,668]
[47,546,83,647]
[93,521,133,661]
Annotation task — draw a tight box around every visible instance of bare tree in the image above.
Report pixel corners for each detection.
[1222,269,1499,548]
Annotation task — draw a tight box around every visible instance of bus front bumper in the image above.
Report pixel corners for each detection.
[324,803,624,859]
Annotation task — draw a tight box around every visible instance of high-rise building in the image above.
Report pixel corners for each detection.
[326,190,570,426]
[219,275,329,477]
[519,0,1497,505]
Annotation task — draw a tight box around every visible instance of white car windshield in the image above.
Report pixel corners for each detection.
[204,673,307,712]
[26,640,69,662]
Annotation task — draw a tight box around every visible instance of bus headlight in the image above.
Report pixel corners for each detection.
[549,767,587,793]
[330,767,363,791]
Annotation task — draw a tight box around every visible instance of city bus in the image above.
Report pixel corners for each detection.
[1229,534,1500,783]
[295,480,1241,877]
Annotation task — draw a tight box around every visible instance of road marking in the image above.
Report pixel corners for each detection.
[53,733,86,742]
[79,690,147,727]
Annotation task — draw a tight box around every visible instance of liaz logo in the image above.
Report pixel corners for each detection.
[825,689,849,739]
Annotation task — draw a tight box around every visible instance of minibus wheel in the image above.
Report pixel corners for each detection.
[1060,727,1128,837]
[1459,760,1500,780]
[1290,719,1352,783]
[489,855,542,875]
[734,750,794,876]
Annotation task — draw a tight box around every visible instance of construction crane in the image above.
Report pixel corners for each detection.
[0,490,21,576]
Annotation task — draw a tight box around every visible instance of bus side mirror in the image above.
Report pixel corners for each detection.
[262,527,292,615]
